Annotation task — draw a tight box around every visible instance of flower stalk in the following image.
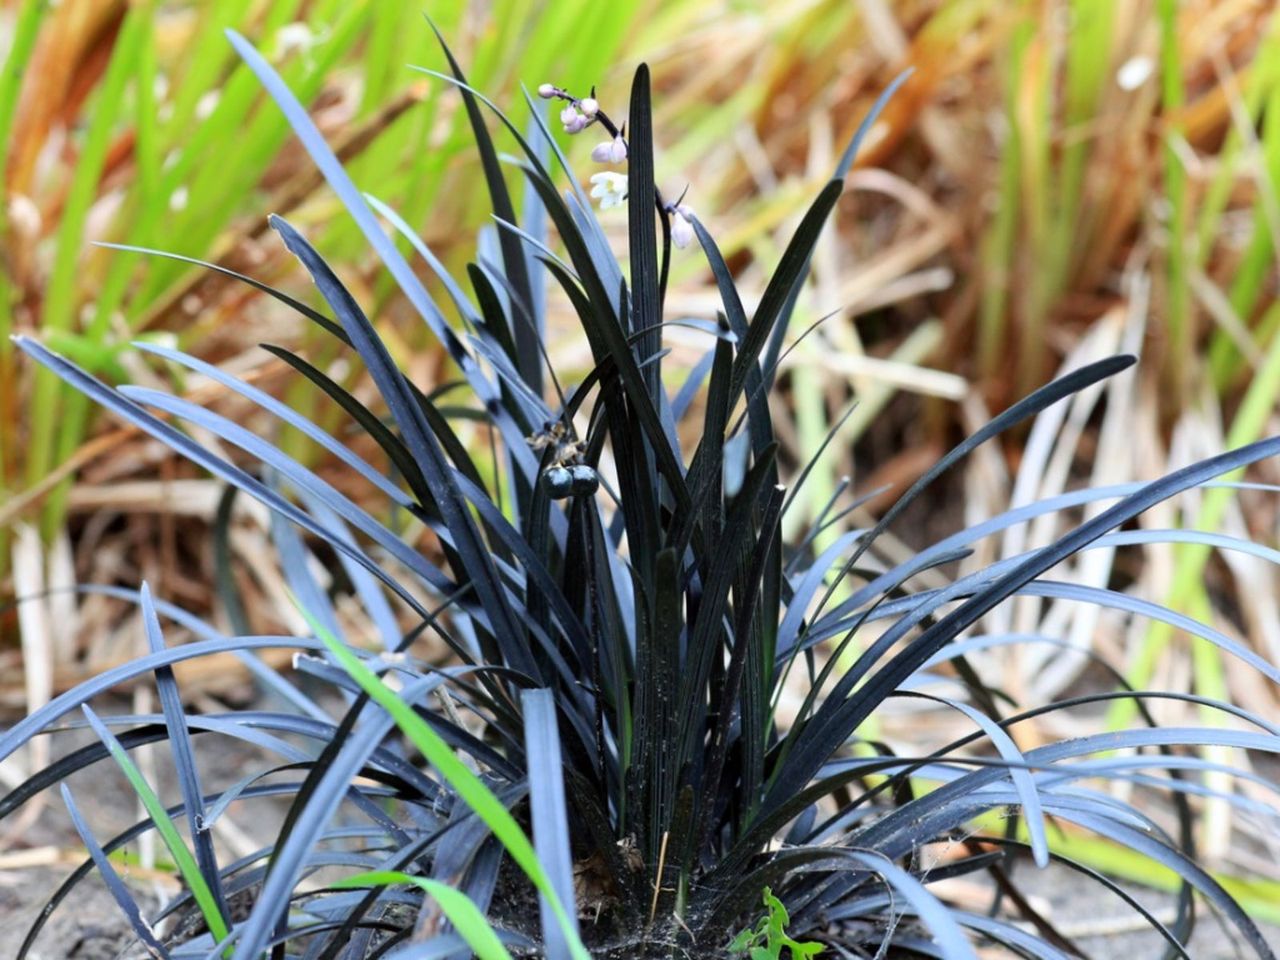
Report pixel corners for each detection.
[538,78,694,251]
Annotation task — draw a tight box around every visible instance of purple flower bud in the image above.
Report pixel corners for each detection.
[579,97,599,117]
[559,105,578,126]
[537,83,556,99]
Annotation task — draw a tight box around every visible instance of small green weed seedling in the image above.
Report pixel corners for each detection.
[729,888,824,960]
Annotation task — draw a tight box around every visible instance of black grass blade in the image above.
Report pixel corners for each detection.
[521,689,580,959]
[269,216,538,680]
[60,784,174,959]
[141,583,231,931]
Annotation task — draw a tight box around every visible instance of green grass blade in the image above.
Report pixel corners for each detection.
[59,783,174,959]
[1158,0,1191,396]
[333,871,514,959]
[978,17,1029,378]
[79,705,230,951]
[303,608,590,960]
[26,4,146,530]
[0,0,47,471]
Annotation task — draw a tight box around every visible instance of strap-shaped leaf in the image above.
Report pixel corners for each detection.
[81,705,231,949]
[140,584,231,930]
[764,433,1280,821]
[674,444,779,780]
[60,784,174,959]
[258,344,432,506]
[521,689,580,960]
[119,385,456,598]
[627,64,661,397]
[425,16,540,394]
[695,483,785,853]
[364,192,481,327]
[727,180,842,407]
[13,336,438,626]
[333,871,515,960]
[224,29,497,404]
[136,341,413,508]
[801,356,1136,638]
[269,216,538,679]
[524,180,690,513]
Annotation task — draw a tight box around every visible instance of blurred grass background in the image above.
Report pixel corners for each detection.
[3,0,1280,926]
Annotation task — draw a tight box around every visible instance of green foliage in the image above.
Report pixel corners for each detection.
[2,0,655,542]
[333,871,516,960]
[728,888,823,960]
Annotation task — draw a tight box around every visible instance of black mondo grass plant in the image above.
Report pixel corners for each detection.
[7,24,1280,960]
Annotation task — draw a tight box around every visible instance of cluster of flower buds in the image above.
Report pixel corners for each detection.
[539,83,600,135]
[540,79,697,247]
[559,104,589,134]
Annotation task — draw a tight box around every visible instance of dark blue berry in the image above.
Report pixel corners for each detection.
[568,464,599,496]
[541,466,574,499]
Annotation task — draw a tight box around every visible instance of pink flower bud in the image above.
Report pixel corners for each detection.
[579,97,599,117]
[560,105,589,134]
[671,208,695,249]
[537,83,556,99]
[592,135,628,164]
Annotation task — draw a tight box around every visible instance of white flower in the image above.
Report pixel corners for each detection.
[590,172,628,209]
[537,83,556,99]
[591,134,628,164]
[671,204,695,249]
[579,97,599,117]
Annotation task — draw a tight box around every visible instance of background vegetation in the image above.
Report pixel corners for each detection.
[3,0,1280,951]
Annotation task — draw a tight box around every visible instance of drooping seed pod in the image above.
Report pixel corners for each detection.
[541,465,574,499]
[568,464,599,496]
